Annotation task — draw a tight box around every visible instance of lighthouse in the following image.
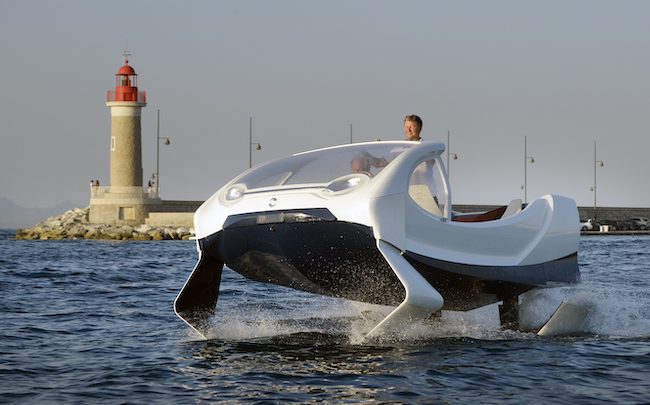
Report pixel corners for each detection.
[89,51,159,225]
[107,51,146,188]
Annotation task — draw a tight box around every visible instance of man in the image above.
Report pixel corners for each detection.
[350,151,372,174]
[403,114,423,141]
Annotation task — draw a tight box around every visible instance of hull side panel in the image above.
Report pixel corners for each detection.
[207,221,406,306]
[405,251,579,311]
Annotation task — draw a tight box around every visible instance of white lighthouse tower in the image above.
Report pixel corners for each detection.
[89,51,160,225]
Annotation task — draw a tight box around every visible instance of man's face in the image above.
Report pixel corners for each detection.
[403,120,420,140]
[351,156,369,172]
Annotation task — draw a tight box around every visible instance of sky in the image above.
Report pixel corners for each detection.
[1,0,649,210]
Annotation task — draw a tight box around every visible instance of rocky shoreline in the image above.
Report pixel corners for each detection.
[15,207,194,241]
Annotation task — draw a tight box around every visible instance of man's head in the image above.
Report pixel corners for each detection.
[403,115,422,141]
[351,152,371,173]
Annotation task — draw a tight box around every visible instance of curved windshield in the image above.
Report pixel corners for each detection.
[231,141,417,190]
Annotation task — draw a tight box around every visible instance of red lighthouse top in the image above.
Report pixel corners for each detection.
[117,64,136,76]
[107,50,147,103]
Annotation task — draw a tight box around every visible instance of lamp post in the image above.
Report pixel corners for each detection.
[446,130,459,180]
[249,116,262,168]
[155,109,171,197]
[350,123,353,144]
[523,136,535,204]
[591,140,604,220]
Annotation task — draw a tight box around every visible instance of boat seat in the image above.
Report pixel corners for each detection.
[452,206,507,222]
[408,184,443,217]
[502,199,522,218]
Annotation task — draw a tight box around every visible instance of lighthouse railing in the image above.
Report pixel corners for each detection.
[90,186,157,202]
[90,185,108,199]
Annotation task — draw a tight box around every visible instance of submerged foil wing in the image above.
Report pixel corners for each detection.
[174,251,223,338]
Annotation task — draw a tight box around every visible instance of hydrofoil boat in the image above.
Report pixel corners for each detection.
[175,141,586,339]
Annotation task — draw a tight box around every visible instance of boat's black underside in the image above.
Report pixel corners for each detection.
[199,208,579,311]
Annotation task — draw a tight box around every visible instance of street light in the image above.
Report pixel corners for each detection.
[523,136,535,204]
[591,140,604,220]
[446,130,459,181]
[155,109,171,197]
[249,116,262,168]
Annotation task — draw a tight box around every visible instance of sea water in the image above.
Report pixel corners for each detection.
[0,229,649,404]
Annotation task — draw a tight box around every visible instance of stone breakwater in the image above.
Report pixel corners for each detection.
[15,207,194,241]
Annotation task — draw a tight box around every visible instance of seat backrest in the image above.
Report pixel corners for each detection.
[502,198,522,218]
[408,184,443,217]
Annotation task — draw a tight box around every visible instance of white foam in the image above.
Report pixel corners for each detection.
[520,286,650,338]
[196,280,650,342]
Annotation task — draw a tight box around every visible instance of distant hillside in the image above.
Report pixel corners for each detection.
[0,197,78,229]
